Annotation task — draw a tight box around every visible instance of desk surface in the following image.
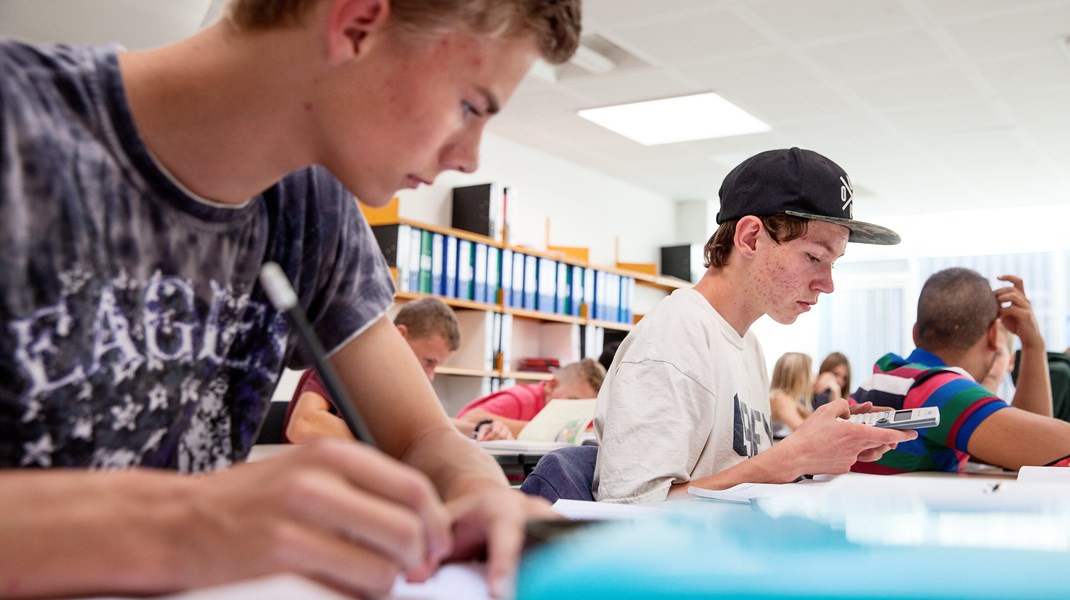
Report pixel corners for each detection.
[247,443,555,480]
[88,565,490,600]
[519,472,1070,599]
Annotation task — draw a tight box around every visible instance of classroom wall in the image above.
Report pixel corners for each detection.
[393,132,679,267]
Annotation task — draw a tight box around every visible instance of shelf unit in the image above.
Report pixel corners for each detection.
[365,200,686,413]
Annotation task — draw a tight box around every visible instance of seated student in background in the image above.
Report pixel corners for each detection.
[769,352,842,436]
[0,0,579,595]
[593,148,916,504]
[455,358,606,438]
[286,298,513,442]
[851,268,1070,474]
[598,339,622,372]
[813,351,852,407]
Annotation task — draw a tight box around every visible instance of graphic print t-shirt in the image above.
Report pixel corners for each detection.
[0,40,394,471]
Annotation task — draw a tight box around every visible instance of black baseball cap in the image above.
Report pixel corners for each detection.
[715,147,900,245]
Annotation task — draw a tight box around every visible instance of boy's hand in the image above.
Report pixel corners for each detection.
[784,399,917,475]
[179,440,451,597]
[441,485,554,598]
[814,372,841,396]
[847,401,895,415]
[475,420,514,441]
[995,275,1043,349]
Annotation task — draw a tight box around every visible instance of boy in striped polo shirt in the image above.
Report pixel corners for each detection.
[852,267,1070,474]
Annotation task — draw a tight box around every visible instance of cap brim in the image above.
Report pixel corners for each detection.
[784,211,901,245]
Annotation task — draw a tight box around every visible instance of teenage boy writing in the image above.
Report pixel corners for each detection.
[0,0,579,597]
[594,148,917,504]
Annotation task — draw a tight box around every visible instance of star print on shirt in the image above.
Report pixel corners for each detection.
[148,383,168,411]
[22,434,54,467]
[71,417,94,441]
[110,395,143,431]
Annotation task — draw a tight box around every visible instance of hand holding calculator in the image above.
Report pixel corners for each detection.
[848,407,940,430]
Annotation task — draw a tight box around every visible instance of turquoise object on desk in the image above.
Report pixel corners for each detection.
[517,507,1070,599]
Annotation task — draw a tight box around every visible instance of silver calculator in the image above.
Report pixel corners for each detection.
[848,407,940,430]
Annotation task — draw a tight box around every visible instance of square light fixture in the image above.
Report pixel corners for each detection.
[577,92,770,145]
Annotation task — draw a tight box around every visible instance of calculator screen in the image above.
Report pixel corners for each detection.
[893,410,912,422]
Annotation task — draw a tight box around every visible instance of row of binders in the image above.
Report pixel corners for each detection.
[372,224,635,324]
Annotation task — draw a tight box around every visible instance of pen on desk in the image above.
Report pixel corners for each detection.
[259,262,378,448]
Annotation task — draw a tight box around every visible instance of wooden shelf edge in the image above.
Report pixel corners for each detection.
[504,306,584,324]
[506,245,587,268]
[588,319,635,332]
[377,218,690,290]
[436,366,498,378]
[502,371,555,381]
[396,291,501,313]
[376,217,502,247]
[650,275,692,290]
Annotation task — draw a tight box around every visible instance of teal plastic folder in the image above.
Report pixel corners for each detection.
[517,508,1070,599]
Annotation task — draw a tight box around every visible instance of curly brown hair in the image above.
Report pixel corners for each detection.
[703,214,810,270]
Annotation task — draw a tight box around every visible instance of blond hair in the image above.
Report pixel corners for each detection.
[226,0,581,64]
[555,358,606,394]
[770,352,814,415]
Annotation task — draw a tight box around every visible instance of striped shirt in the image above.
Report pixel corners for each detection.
[851,349,1009,474]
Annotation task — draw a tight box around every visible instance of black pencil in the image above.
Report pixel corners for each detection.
[259,262,377,447]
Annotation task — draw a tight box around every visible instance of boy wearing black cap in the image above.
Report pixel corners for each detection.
[594,148,915,504]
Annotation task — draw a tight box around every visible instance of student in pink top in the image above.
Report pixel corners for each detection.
[456,359,606,437]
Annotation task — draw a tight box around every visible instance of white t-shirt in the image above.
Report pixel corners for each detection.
[593,288,772,503]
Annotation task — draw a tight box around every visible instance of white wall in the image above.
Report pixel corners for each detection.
[395,132,677,269]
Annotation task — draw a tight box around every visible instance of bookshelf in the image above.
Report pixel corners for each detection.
[366,195,686,413]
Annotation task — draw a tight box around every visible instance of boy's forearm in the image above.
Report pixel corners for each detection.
[676,447,797,494]
[0,470,192,598]
[1012,345,1053,417]
[401,426,508,501]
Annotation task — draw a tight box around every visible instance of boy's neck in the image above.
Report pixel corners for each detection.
[693,268,762,338]
[119,22,322,205]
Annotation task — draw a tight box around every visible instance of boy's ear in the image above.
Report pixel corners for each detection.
[543,378,559,399]
[734,216,762,259]
[984,319,1002,351]
[396,323,409,339]
[324,0,391,64]
[912,322,920,346]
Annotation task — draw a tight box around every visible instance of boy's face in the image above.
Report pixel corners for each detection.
[314,27,538,206]
[829,364,849,390]
[402,332,453,382]
[753,220,849,325]
[547,379,599,401]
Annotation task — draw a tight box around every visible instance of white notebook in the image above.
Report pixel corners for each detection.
[516,398,596,442]
[477,398,596,453]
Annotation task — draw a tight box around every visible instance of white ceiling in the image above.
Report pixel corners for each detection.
[491,0,1070,218]
[3,0,1069,218]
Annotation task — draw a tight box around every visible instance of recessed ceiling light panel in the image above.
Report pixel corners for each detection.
[577,92,770,145]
